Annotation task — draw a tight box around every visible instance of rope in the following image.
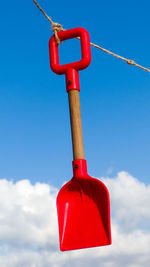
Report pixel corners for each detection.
[89,42,150,72]
[32,0,150,73]
[32,0,64,44]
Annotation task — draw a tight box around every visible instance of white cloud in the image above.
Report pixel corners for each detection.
[0,172,149,266]
[0,179,58,250]
[102,172,150,230]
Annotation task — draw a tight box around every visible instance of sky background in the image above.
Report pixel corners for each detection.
[0,0,150,266]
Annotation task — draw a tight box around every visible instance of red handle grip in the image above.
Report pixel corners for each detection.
[49,27,91,92]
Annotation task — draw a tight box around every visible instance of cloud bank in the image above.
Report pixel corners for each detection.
[0,172,149,267]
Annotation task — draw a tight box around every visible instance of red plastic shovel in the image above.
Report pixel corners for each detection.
[49,27,111,251]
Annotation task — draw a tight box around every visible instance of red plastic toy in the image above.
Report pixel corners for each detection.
[49,27,111,251]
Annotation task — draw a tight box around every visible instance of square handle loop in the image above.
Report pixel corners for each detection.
[49,27,91,92]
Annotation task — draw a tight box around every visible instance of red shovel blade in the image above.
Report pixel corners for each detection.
[57,160,111,251]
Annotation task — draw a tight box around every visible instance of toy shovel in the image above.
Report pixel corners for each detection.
[49,27,111,251]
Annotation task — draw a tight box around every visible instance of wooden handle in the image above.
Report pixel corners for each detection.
[68,90,84,160]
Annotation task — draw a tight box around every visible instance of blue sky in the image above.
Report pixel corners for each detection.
[0,0,150,188]
[0,1,150,266]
